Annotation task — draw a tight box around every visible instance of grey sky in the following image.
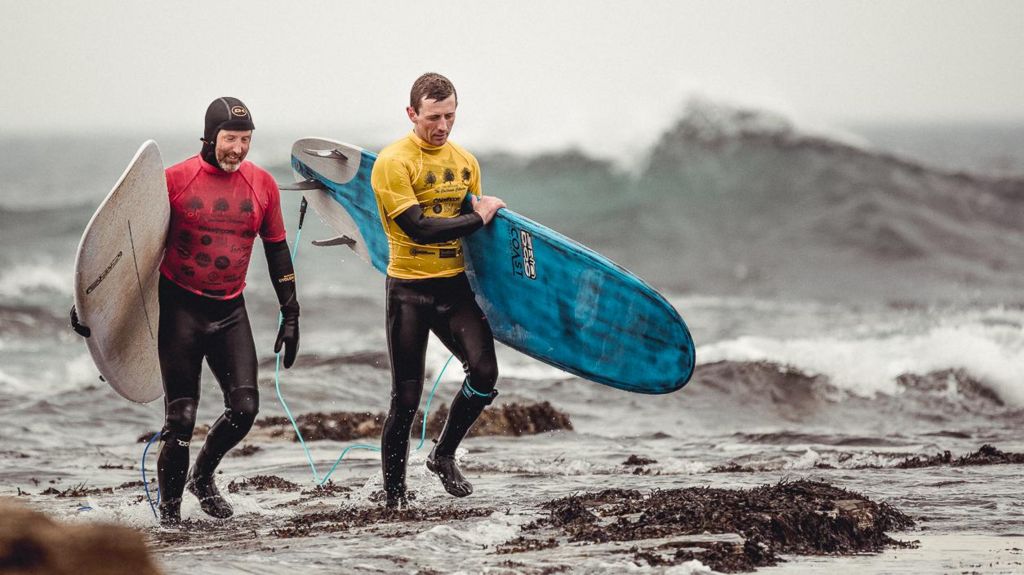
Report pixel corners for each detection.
[2,1,1022,157]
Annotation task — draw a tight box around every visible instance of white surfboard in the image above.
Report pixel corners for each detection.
[73,140,168,403]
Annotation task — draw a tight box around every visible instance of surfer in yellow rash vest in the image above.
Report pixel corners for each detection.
[371,73,506,509]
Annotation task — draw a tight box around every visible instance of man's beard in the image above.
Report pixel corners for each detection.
[217,154,243,172]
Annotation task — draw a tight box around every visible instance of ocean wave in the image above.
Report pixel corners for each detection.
[712,447,916,473]
[683,357,1017,426]
[731,431,915,448]
[0,200,99,215]
[469,456,709,478]
[699,309,1024,407]
[0,353,97,398]
[479,98,1024,301]
[0,261,71,299]
[4,102,1023,304]
[0,367,19,391]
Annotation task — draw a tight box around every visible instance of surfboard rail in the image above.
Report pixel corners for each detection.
[73,140,168,404]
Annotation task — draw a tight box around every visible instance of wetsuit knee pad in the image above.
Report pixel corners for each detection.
[162,397,198,445]
[225,387,259,427]
[468,361,498,392]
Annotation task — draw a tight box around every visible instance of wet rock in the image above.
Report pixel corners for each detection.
[623,455,657,466]
[714,444,1024,473]
[256,411,383,442]
[136,431,160,443]
[231,444,262,457]
[495,536,559,554]
[710,462,757,473]
[666,540,769,573]
[503,480,914,573]
[253,401,573,442]
[0,497,163,575]
[897,444,1024,468]
[426,401,574,438]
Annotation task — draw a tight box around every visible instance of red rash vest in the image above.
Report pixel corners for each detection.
[159,155,286,299]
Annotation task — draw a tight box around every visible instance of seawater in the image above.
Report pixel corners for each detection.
[1,102,1023,573]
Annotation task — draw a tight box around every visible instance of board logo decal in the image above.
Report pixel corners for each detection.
[86,251,123,294]
[520,230,536,279]
[509,227,537,280]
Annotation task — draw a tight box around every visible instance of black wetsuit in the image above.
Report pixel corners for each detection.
[371,132,502,504]
[156,275,259,503]
[379,206,500,503]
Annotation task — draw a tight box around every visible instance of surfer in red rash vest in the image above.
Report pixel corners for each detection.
[73,97,301,525]
[371,73,507,509]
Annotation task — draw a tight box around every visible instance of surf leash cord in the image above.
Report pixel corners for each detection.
[141,431,161,519]
[273,196,453,485]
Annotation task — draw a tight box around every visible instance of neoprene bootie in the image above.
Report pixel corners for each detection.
[186,473,233,518]
[426,383,497,497]
[158,498,182,526]
[385,488,409,510]
[426,445,473,497]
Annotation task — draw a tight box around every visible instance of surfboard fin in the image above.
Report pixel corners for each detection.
[303,148,349,161]
[278,179,324,191]
[312,235,357,248]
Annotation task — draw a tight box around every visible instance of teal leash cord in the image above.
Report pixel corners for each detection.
[273,197,451,485]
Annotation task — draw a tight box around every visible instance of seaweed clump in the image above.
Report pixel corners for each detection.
[501,480,915,573]
[253,401,573,442]
[896,444,1024,468]
[227,475,300,494]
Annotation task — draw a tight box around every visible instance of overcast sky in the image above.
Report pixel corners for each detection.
[2,1,1022,157]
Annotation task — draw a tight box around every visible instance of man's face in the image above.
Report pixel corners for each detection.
[407,95,457,147]
[215,129,252,172]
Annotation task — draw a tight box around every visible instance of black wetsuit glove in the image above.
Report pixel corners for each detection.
[69,305,90,338]
[393,204,483,244]
[264,239,299,368]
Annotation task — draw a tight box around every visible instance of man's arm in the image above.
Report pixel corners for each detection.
[394,205,483,244]
[263,239,299,368]
[393,194,506,244]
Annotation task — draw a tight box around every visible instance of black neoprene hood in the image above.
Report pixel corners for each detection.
[202,97,255,144]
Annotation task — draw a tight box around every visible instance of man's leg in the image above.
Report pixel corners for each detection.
[382,278,431,508]
[189,298,259,519]
[428,284,499,497]
[156,277,205,524]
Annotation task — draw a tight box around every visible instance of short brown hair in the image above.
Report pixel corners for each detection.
[410,73,457,112]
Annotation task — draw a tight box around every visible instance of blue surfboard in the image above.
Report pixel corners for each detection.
[290,138,694,394]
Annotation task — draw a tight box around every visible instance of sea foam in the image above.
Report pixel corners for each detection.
[699,307,1024,406]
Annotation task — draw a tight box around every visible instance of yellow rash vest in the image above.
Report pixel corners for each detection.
[371,132,483,279]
